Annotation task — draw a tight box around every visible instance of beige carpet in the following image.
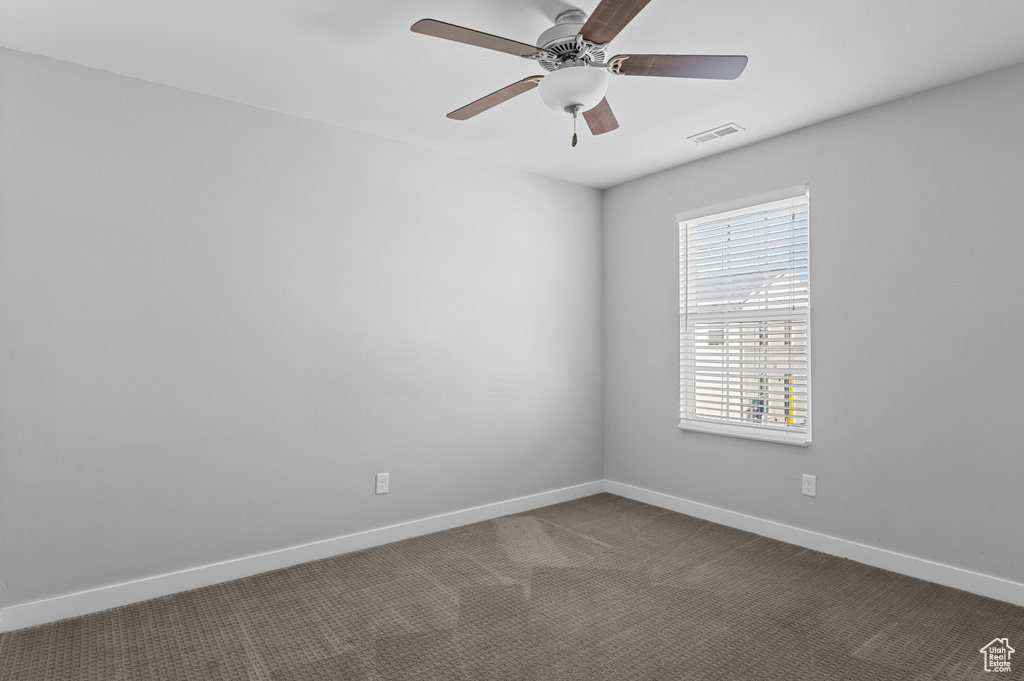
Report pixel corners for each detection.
[1,493,1021,680]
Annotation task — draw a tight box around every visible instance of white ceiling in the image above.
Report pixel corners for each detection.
[3,0,1024,188]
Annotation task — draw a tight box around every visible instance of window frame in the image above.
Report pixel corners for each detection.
[677,186,811,447]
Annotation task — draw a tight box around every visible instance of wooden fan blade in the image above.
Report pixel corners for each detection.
[447,76,544,120]
[580,0,653,44]
[613,54,748,79]
[583,98,619,135]
[411,19,540,58]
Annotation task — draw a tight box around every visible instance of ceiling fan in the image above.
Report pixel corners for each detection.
[411,0,747,145]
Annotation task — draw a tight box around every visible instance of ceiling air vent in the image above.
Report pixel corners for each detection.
[687,122,745,145]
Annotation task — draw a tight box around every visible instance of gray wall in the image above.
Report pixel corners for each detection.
[603,61,1024,583]
[0,49,603,608]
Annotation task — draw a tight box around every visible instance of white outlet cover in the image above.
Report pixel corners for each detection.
[375,473,389,495]
[802,474,816,497]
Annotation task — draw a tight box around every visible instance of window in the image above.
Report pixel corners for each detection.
[678,187,810,446]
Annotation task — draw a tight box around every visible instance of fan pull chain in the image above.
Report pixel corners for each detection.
[571,108,578,147]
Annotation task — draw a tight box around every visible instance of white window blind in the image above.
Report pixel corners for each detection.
[679,189,810,446]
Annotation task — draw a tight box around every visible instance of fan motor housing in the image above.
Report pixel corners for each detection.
[537,21,584,50]
[535,10,608,72]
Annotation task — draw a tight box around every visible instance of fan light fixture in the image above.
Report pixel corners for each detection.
[537,65,609,114]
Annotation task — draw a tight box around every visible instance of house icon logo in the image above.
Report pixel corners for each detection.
[979,638,1014,673]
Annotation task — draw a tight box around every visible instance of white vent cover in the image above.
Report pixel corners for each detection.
[687,122,745,145]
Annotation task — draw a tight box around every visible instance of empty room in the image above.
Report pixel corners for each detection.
[1,0,1023,679]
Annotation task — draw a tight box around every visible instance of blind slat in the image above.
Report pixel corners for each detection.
[690,205,809,233]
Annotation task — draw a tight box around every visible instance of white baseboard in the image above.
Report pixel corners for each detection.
[5,478,1020,633]
[604,480,1024,607]
[0,480,605,633]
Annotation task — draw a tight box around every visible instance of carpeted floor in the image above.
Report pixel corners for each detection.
[1,493,1021,680]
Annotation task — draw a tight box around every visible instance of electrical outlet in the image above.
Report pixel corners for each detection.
[802,474,816,497]
[375,472,389,495]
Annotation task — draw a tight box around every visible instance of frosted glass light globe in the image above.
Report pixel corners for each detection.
[538,65,609,113]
